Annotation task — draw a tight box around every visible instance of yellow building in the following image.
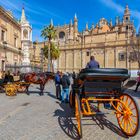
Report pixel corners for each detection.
[56,5,140,73]
[0,6,21,72]
[29,41,45,71]
[37,5,140,74]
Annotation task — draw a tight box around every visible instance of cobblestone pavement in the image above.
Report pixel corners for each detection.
[0,80,139,140]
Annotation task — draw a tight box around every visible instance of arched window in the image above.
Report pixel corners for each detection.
[59,31,65,39]
[23,29,28,39]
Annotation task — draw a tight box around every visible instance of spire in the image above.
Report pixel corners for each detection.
[74,13,77,21]
[91,23,94,29]
[123,4,130,23]
[21,7,26,23]
[115,16,119,25]
[124,5,130,16]
[85,22,88,31]
[96,23,99,28]
[50,19,53,26]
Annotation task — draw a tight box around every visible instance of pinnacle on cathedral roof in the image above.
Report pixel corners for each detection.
[50,19,53,26]
[85,22,88,31]
[124,4,130,15]
[91,23,94,29]
[74,13,77,21]
[110,19,112,26]
[21,7,26,23]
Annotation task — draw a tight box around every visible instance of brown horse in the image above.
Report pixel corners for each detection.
[22,72,54,95]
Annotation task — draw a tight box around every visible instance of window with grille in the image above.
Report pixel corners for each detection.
[118,52,126,61]
[86,51,90,56]
[1,30,5,41]
[14,37,17,47]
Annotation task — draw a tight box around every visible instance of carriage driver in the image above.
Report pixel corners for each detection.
[86,56,100,68]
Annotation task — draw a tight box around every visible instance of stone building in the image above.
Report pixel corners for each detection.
[56,5,139,73]
[0,6,33,73]
[0,6,21,72]
[36,5,140,73]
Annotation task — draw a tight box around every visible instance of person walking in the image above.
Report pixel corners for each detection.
[60,72,70,103]
[55,71,61,99]
[86,56,100,68]
[134,71,140,92]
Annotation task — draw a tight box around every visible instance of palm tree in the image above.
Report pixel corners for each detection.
[41,20,56,71]
[43,42,60,71]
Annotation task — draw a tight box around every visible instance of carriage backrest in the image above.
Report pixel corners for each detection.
[76,68,130,93]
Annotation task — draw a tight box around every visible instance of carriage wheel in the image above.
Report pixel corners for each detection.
[5,84,16,96]
[75,93,82,137]
[69,90,75,108]
[116,94,139,136]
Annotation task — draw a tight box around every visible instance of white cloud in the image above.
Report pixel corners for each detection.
[99,0,124,13]
[0,0,20,12]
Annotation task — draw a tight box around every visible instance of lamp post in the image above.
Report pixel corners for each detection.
[3,41,7,71]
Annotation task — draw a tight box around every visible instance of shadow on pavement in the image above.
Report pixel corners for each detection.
[54,102,80,140]
[47,92,56,99]
[92,115,128,138]
[54,102,130,139]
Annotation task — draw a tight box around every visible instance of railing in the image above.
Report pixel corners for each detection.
[5,64,43,73]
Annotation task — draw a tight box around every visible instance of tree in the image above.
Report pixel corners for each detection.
[43,42,60,71]
[41,21,56,71]
[129,37,140,69]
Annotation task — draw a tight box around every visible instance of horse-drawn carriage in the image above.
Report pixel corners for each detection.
[0,72,54,96]
[69,68,139,138]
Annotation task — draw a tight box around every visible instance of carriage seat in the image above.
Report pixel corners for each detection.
[78,68,130,82]
[75,68,130,96]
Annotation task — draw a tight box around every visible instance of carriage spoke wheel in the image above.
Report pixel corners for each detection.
[69,91,73,107]
[116,94,139,136]
[5,84,16,96]
[69,91,75,108]
[75,93,82,138]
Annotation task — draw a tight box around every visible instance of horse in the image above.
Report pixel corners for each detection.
[22,72,54,95]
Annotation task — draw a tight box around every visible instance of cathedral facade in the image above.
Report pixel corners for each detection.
[52,5,140,73]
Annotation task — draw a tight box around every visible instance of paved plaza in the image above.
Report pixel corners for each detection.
[0,80,139,140]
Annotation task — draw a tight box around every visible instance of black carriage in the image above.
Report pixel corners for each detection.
[69,68,139,138]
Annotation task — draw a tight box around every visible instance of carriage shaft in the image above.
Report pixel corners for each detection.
[81,97,131,116]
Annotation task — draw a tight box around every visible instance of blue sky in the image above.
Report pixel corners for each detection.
[0,0,140,41]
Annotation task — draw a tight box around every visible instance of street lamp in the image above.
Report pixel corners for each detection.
[3,41,7,71]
